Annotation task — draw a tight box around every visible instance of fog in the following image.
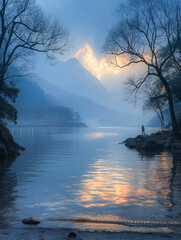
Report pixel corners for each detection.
[12,55,151,127]
[13,0,154,127]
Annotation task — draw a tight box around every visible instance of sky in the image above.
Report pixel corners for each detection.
[36,0,130,91]
[36,0,145,92]
[37,0,121,56]
[35,0,146,121]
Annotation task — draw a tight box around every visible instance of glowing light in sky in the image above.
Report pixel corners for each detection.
[74,44,121,80]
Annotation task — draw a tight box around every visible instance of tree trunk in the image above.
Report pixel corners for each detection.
[0,77,3,94]
[0,71,5,94]
[167,92,181,139]
[159,73,181,139]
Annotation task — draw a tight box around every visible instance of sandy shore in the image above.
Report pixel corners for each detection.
[0,228,181,240]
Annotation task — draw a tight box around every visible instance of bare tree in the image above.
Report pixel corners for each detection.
[104,0,181,139]
[0,0,69,123]
[142,80,167,129]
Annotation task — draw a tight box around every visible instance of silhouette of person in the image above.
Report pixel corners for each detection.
[141,125,145,135]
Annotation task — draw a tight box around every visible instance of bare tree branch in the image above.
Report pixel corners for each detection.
[104,0,181,139]
[0,0,70,123]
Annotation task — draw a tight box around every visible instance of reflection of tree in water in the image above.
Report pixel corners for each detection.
[0,159,17,227]
[171,152,181,219]
[138,150,181,221]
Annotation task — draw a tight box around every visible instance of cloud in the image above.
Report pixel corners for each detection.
[74,44,121,80]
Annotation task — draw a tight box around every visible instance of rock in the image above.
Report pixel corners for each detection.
[22,217,41,225]
[163,136,173,149]
[123,130,177,151]
[18,145,26,151]
[172,140,181,150]
[68,231,77,238]
[0,143,7,159]
[0,123,25,160]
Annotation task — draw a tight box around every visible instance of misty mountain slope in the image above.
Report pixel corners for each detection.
[37,58,122,110]
[15,79,54,109]
[36,79,133,126]
[13,79,85,127]
[14,78,132,126]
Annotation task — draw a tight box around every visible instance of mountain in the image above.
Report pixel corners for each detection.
[37,58,122,111]
[15,79,52,109]
[13,79,86,127]
[36,79,133,126]
[13,58,143,127]
[14,78,130,127]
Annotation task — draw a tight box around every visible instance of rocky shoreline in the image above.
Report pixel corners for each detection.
[122,130,181,151]
[0,124,25,160]
[0,228,181,240]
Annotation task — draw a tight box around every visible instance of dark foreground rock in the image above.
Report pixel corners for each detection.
[123,130,181,151]
[68,231,77,238]
[0,123,25,160]
[22,217,41,225]
[0,228,181,240]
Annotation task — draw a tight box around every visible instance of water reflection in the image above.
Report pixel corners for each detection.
[74,159,136,207]
[74,150,181,223]
[0,127,181,232]
[137,150,181,222]
[85,132,118,139]
[0,159,17,227]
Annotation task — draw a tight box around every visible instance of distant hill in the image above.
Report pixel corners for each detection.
[15,79,52,109]
[37,58,123,111]
[35,57,139,126]
[13,57,143,127]
[36,79,133,126]
[13,79,86,127]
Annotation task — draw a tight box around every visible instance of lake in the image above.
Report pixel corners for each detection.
[0,127,181,233]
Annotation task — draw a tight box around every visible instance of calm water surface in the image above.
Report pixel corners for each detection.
[0,127,181,232]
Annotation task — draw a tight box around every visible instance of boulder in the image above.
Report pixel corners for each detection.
[163,136,173,149]
[123,130,178,151]
[0,123,25,160]
[0,143,7,159]
[22,217,41,225]
[68,232,77,238]
[172,140,181,150]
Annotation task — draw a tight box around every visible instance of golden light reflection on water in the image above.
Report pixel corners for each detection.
[74,159,147,208]
[85,132,118,139]
[74,152,174,209]
[137,152,174,207]
[160,152,172,171]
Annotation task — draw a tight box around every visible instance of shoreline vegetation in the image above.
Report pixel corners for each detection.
[122,130,181,151]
